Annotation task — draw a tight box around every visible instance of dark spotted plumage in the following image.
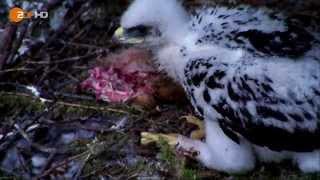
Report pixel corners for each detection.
[184,57,320,152]
[183,5,320,152]
[234,25,314,57]
[190,5,320,58]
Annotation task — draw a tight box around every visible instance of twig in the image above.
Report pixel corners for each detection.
[27,52,99,65]
[36,151,88,179]
[57,24,93,54]
[6,22,29,66]
[42,119,114,133]
[55,101,132,115]
[55,69,80,82]
[0,24,18,70]
[35,0,94,58]
[0,167,22,179]
[14,124,60,154]
[0,67,33,73]
[0,91,140,115]
[59,40,111,51]
[36,64,58,87]
[0,109,24,153]
[14,0,77,61]
[74,152,92,179]
[80,165,109,179]
[37,139,112,179]
[16,147,31,177]
[37,138,123,178]
[52,92,95,101]
[38,152,57,175]
[43,0,64,11]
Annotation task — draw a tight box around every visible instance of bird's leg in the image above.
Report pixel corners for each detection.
[140,116,205,160]
[175,135,206,159]
[141,132,204,159]
[141,132,179,147]
[295,151,320,172]
[181,115,205,140]
[140,134,200,159]
[140,116,204,148]
[141,119,256,172]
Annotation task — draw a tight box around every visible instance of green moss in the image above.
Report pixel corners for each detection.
[182,168,199,180]
[158,137,199,180]
[57,105,93,119]
[285,173,320,180]
[0,169,21,180]
[80,133,133,177]
[158,137,176,166]
[0,92,46,116]
[67,139,92,155]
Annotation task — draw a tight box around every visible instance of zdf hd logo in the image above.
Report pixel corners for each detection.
[9,7,48,23]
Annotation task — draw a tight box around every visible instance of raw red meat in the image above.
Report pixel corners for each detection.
[81,48,159,103]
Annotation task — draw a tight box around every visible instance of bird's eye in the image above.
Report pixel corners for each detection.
[126,25,151,37]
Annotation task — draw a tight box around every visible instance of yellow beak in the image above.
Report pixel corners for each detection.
[113,26,145,44]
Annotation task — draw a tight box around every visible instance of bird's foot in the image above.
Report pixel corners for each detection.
[140,116,204,159]
[181,115,205,140]
[141,132,200,159]
[176,135,200,159]
[141,132,179,147]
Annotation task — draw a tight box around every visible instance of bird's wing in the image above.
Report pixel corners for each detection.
[191,6,318,57]
[184,57,320,152]
[233,25,315,57]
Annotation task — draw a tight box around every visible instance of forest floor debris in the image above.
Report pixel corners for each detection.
[0,0,320,179]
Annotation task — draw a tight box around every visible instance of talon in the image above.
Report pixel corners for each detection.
[175,135,201,159]
[176,146,199,159]
[181,115,205,140]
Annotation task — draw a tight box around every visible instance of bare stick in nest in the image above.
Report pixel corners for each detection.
[14,124,61,154]
[34,0,95,58]
[4,0,65,69]
[37,140,112,179]
[0,91,142,116]
[6,22,28,67]
[27,51,100,65]
[0,24,17,70]
[58,40,111,52]
[0,67,33,74]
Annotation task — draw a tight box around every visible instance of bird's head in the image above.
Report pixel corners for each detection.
[114,0,190,45]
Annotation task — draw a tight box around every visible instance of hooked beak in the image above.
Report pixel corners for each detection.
[113,26,145,44]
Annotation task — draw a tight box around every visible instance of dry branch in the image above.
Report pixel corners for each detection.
[0,24,17,70]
